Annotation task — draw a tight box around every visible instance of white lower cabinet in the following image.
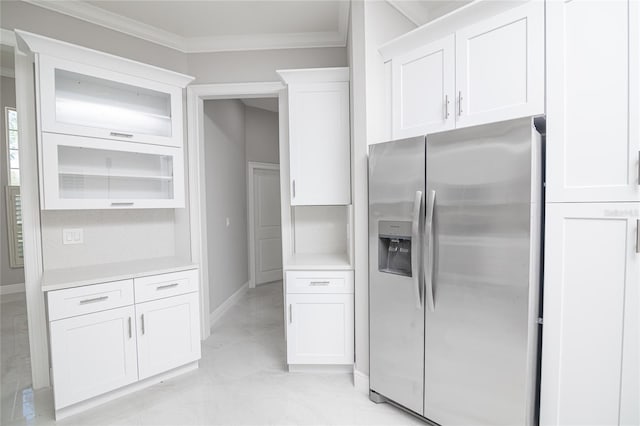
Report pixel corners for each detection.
[541,203,639,426]
[285,270,354,365]
[136,292,201,380]
[46,268,200,414]
[49,306,138,409]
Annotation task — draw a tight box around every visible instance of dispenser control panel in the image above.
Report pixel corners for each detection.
[378,220,412,277]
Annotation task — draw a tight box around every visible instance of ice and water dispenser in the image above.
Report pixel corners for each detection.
[378,220,413,277]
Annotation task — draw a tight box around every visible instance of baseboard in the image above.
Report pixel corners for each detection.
[209,280,250,328]
[288,364,353,374]
[353,368,370,394]
[0,283,25,295]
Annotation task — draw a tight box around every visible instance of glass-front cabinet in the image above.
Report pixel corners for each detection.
[41,133,185,209]
[38,54,184,148]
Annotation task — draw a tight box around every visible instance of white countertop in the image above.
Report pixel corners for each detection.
[41,257,198,292]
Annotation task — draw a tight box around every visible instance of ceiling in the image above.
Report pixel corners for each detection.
[23,0,350,53]
[22,0,471,54]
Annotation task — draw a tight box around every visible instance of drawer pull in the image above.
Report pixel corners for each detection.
[128,317,132,339]
[141,314,145,335]
[110,132,133,138]
[111,202,134,207]
[309,281,330,286]
[156,283,179,291]
[79,296,108,305]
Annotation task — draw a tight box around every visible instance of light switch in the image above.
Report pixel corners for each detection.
[63,228,83,245]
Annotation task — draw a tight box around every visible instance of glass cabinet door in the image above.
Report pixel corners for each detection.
[42,133,185,210]
[38,55,183,147]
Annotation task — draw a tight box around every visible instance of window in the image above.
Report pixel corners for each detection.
[5,107,23,268]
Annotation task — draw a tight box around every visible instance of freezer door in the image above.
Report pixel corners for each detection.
[369,137,426,415]
[424,118,541,425]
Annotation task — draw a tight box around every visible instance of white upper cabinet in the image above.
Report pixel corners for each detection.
[392,35,455,139]
[541,203,639,426]
[546,0,640,203]
[455,1,544,128]
[41,133,185,210]
[384,1,544,137]
[38,55,185,147]
[279,68,351,206]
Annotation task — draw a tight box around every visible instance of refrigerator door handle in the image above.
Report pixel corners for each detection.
[425,189,436,312]
[411,190,424,310]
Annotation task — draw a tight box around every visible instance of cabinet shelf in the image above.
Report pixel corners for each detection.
[59,171,174,181]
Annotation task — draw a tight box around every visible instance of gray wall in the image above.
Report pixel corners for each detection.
[245,106,279,164]
[188,48,347,84]
[0,1,188,73]
[1,74,24,286]
[204,100,249,312]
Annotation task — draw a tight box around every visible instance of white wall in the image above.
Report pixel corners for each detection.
[350,0,415,378]
[245,105,279,164]
[203,100,249,312]
[0,74,24,286]
[40,210,176,270]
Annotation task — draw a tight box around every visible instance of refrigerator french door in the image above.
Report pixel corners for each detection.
[369,117,542,425]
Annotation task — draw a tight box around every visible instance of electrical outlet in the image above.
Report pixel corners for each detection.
[63,228,83,245]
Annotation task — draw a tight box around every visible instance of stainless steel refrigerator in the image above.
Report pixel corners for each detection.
[368,117,543,425]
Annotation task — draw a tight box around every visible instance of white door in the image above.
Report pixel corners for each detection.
[252,167,283,285]
[391,35,455,138]
[49,306,138,409]
[455,1,544,128]
[540,203,639,426]
[546,0,640,203]
[288,81,351,205]
[286,293,354,365]
[136,292,201,380]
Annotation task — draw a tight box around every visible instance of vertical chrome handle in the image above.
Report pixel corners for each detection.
[411,190,424,310]
[289,304,293,323]
[637,151,640,185]
[444,95,450,119]
[458,91,463,116]
[141,314,145,335]
[636,219,640,254]
[292,180,296,198]
[424,190,436,312]
[128,317,132,339]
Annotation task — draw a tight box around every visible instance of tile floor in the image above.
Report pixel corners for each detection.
[1,282,422,425]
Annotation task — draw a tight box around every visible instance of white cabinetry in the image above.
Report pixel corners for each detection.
[391,35,455,138]
[285,271,354,365]
[46,267,200,415]
[278,68,351,206]
[541,203,639,426]
[41,133,184,209]
[546,0,640,203]
[136,292,200,380]
[384,1,544,138]
[38,54,184,147]
[49,305,138,409]
[454,1,544,128]
[16,30,194,210]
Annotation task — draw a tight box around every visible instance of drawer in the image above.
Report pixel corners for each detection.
[47,279,134,321]
[134,269,198,303]
[286,270,354,294]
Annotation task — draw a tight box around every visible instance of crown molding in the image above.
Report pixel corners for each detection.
[385,0,430,26]
[21,0,350,53]
[0,28,17,47]
[1,66,15,78]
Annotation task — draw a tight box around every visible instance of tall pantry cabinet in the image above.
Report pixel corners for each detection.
[277,68,354,368]
[540,2,639,425]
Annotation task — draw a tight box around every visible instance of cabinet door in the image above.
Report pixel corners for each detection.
[546,0,640,203]
[49,306,138,409]
[391,35,455,138]
[455,1,544,128]
[41,132,185,210]
[37,54,184,148]
[289,82,351,205]
[541,203,639,426]
[136,292,201,380]
[286,293,354,364]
